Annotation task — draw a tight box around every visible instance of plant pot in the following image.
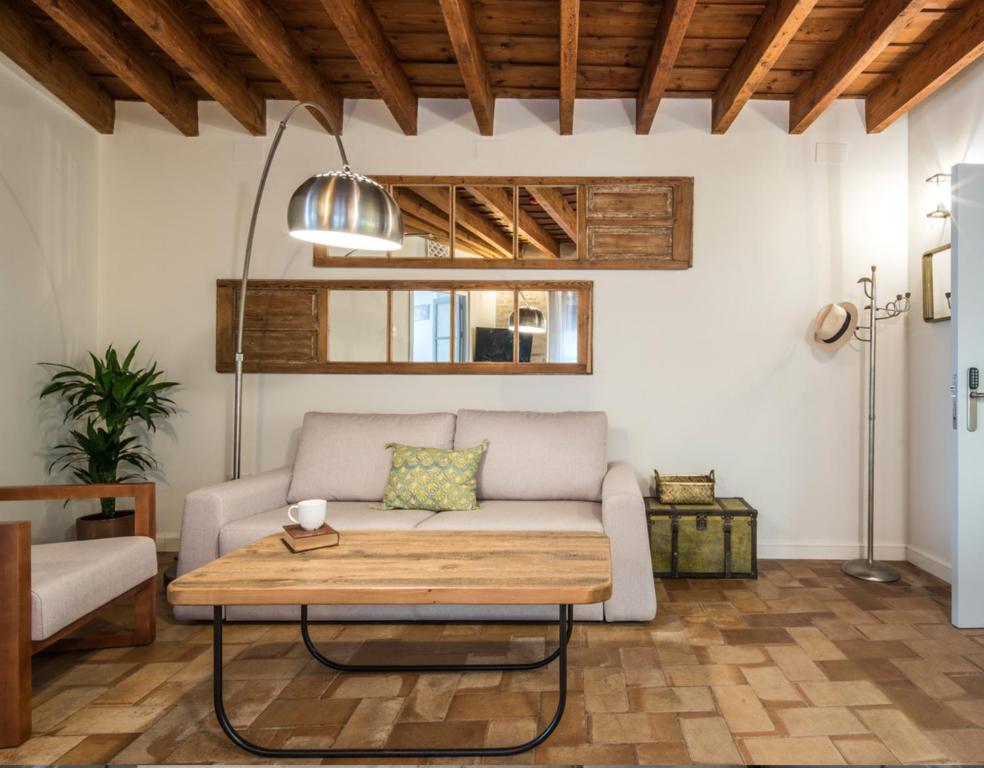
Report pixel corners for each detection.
[76,510,135,540]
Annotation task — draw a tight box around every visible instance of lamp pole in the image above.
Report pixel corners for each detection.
[231,102,350,480]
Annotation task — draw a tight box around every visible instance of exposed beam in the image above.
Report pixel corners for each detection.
[320,0,417,135]
[790,0,926,134]
[205,0,342,134]
[112,0,266,135]
[439,0,495,135]
[527,186,577,241]
[712,0,817,134]
[31,0,196,135]
[559,0,580,135]
[414,186,514,258]
[0,3,114,133]
[393,190,506,260]
[636,0,697,135]
[466,186,560,258]
[866,2,984,133]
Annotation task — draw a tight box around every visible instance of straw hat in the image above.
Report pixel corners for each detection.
[813,302,858,351]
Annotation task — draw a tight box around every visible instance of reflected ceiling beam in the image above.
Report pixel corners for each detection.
[394,192,505,260]
[866,1,984,133]
[413,187,514,258]
[0,3,115,133]
[205,0,342,134]
[320,0,417,135]
[112,0,266,135]
[31,0,197,135]
[559,0,579,135]
[466,186,560,258]
[635,0,697,135]
[789,0,926,134]
[439,0,495,135]
[712,0,817,134]
[526,187,577,241]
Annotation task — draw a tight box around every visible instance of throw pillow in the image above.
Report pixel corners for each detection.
[378,441,488,511]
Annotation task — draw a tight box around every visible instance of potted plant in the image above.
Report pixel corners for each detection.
[40,343,178,540]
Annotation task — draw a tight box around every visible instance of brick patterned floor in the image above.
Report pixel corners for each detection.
[3,556,984,765]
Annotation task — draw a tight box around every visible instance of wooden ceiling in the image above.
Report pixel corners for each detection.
[1,0,982,139]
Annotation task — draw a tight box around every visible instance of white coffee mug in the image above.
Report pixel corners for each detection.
[287,498,328,531]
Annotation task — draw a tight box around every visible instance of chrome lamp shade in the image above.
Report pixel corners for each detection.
[288,169,404,251]
[508,307,546,334]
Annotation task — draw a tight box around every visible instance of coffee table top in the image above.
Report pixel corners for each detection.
[168,530,612,606]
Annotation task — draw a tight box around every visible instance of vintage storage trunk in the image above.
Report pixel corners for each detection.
[646,497,758,578]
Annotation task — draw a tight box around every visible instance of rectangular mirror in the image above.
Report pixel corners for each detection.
[922,244,951,322]
[392,185,452,259]
[519,186,578,260]
[327,290,387,361]
[453,186,515,261]
[391,290,454,363]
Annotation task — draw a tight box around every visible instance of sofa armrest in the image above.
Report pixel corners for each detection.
[176,466,291,577]
[600,461,657,621]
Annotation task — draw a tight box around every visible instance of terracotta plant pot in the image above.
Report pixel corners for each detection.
[76,510,135,540]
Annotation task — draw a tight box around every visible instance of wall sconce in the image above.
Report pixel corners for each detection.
[926,172,951,219]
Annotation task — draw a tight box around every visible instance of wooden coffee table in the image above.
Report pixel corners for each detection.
[168,529,612,759]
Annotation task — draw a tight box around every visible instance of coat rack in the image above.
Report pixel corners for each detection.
[843,265,910,583]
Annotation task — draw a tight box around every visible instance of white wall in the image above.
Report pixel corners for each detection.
[96,97,910,555]
[906,58,984,581]
[0,55,101,541]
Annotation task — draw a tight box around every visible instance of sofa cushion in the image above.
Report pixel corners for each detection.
[454,410,607,501]
[219,502,435,555]
[288,412,456,502]
[31,536,157,641]
[380,441,487,511]
[413,500,603,532]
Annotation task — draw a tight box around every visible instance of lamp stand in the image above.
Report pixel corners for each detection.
[842,265,910,583]
[232,102,349,479]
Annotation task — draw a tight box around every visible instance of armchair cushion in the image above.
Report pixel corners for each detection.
[288,412,457,502]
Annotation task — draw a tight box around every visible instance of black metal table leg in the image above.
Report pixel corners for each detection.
[212,604,571,758]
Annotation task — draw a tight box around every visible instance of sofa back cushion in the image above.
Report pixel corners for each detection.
[288,412,457,502]
[453,410,607,501]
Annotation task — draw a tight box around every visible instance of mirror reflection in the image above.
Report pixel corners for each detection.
[391,290,455,362]
[453,187,515,260]
[327,290,387,361]
[922,244,951,322]
[392,185,452,259]
[519,186,578,260]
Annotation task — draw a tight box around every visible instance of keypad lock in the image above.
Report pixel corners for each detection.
[970,367,982,432]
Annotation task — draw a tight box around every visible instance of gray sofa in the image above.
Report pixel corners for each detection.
[174,410,656,623]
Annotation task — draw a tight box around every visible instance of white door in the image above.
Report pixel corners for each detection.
[952,163,984,628]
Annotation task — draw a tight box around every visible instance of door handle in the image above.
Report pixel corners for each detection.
[970,368,981,432]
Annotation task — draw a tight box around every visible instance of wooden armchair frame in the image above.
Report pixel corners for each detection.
[0,483,156,747]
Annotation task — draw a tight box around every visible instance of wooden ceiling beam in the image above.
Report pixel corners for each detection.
[466,186,560,258]
[559,0,580,135]
[439,0,495,136]
[712,0,818,134]
[789,0,926,134]
[111,0,266,135]
[0,2,115,133]
[399,205,503,260]
[636,0,697,135]
[526,186,577,241]
[866,2,984,134]
[414,186,514,257]
[31,0,197,135]
[320,0,417,135]
[205,0,342,134]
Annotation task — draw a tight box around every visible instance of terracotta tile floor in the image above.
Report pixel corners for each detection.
[4,556,984,765]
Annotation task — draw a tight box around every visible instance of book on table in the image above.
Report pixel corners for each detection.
[281,523,340,552]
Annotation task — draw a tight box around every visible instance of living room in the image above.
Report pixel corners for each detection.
[1,0,984,764]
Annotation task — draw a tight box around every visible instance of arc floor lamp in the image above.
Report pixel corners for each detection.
[231,101,403,479]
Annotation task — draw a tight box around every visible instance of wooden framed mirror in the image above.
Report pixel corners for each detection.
[922,243,952,323]
[216,280,592,374]
[313,176,693,270]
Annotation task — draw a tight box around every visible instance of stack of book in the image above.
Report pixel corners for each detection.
[281,523,340,553]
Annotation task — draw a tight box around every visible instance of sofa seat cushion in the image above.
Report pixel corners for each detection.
[219,503,436,555]
[413,500,603,532]
[31,536,157,642]
[288,412,457,503]
[454,410,607,501]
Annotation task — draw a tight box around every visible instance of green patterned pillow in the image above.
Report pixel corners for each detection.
[378,441,488,511]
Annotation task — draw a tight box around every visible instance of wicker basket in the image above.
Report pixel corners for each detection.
[654,470,715,505]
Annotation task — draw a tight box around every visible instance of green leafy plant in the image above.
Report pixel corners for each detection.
[40,343,178,517]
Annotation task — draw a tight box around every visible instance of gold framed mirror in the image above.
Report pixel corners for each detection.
[922,243,951,323]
